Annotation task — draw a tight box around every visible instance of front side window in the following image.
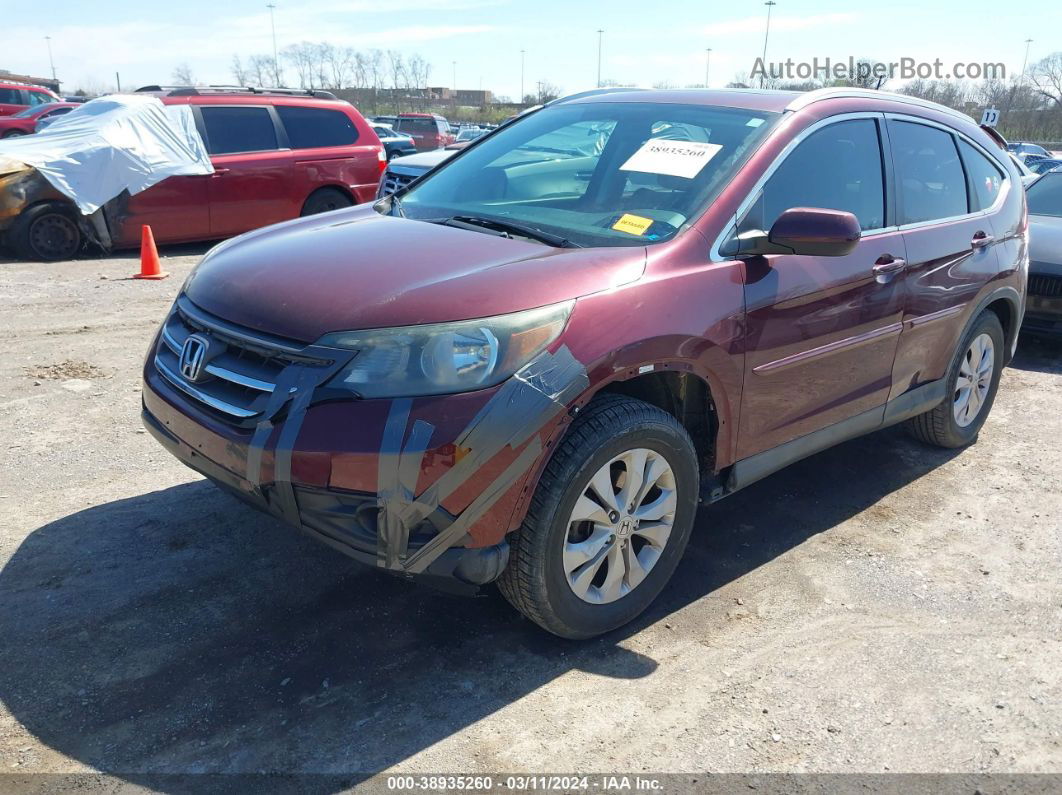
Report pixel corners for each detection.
[200,106,278,155]
[277,106,357,149]
[1027,173,1062,217]
[27,91,53,106]
[396,102,777,248]
[750,118,886,232]
[890,120,968,224]
[958,139,1006,211]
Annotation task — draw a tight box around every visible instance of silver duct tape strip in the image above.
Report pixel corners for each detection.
[376,345,589,574]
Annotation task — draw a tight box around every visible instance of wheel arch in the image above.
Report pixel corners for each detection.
[969,285,1022,365]
[300,184,355,213]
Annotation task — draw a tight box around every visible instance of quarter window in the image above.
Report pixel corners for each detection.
[958,139,1005,211]
[200,106,279,155]
[890,121,968,224]
[277,106,358,149]
[756,119,886,231]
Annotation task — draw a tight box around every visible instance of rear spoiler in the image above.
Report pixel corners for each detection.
[980,124,1008,150]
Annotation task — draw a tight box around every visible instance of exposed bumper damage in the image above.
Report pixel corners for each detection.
[142,340,588,590]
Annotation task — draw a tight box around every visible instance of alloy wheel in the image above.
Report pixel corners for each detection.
[563,448,677,604]
[953,332,995,428]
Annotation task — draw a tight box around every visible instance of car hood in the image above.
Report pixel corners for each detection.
[389,149,456,170]
[1029,214,1062,266]
[184,205,646,342]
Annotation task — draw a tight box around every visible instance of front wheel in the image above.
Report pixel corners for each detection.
[498,394,699,639]
[10,204,82,261]
[2,130,27,139]
[906,310,1004,448]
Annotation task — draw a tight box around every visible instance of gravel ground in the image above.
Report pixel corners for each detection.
[0,247,1060,784]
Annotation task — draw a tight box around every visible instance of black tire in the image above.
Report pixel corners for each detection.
[10,203,82,262]
[2,130,27,138]
[906,310,1004,448]
[498,394,699,639]
[300,187,354,217]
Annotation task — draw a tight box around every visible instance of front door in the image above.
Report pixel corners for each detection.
[734,115,907,459]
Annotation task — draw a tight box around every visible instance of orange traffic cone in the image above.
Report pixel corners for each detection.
[133,225,168,280]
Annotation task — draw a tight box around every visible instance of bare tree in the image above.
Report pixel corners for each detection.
[172,62,196,86]
[247,54,279,87]
[1030,52,1062,107]
[231,55,249,86]
[535,80,561,103]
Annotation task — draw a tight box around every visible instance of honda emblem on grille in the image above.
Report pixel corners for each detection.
[179,334,211,382]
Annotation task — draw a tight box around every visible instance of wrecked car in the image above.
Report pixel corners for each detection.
[142,88,1026,638]
[0,88,385,261]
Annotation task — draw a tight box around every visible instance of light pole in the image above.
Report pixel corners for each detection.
[266,4,279,86]
[44,36,56,82]
[520,49,525,103]
[760,1,776,88]
[1017,38,1033,94]
[596,29,604,88]
[452,60,457,92]
[705,47,712,88]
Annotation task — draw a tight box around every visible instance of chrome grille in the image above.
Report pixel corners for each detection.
[1029,272,1062,298]
[154,297,330,422]
[378,169,416,197]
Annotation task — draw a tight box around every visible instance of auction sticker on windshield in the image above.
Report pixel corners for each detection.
[611,213,654,236]
[619,140,723,179]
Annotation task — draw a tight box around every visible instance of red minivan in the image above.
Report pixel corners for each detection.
[0,80,62,116]
[142,88,1027,638]
[2,87,385,260]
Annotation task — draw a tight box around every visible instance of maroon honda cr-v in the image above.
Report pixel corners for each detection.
[142,88,1027,638]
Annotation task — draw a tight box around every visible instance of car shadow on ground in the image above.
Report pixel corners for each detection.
[0,241,217,267]
[1010,334,1062,374]
[0,425,958,785]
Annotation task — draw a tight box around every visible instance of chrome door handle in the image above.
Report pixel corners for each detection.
[872,256,907,276]
[972,231,994,249]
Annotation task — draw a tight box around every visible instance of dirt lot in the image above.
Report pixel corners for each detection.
[0,247,1060,784]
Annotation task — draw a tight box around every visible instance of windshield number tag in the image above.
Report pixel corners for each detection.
[619,140,723,179]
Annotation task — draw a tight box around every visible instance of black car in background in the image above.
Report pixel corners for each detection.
[1024,171,1062,338]
[371,124,417,160]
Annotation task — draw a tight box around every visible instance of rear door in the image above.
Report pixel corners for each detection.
[734,114,907,459]
[885,117,1003,395]
[198,104,295,237]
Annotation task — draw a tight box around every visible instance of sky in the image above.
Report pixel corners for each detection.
[0,0,1051,100]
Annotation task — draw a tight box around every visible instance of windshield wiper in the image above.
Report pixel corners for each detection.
[444,215,582,248]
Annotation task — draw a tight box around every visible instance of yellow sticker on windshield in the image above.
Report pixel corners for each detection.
[612,213,654,236]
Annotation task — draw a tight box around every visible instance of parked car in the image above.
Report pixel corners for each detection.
[455,127,485,143]
[142,87,1025,639]
[0,81,62,116]
[372,115,398,127]
[371,124,417,160]
[0,102,78,137]
[1,86,385,260]
[376,148,455,197]
[394,112,456,150]
[1023,170,1062,337]
[1007,142,1051,161]
[1008,151,1040,187]
[1028,158,1062,175]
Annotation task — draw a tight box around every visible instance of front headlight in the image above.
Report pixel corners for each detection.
[318,301,574,398]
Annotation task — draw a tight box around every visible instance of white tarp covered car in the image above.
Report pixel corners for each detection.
[0,94,212,260]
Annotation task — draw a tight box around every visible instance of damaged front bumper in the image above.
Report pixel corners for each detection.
[140,306,588,590]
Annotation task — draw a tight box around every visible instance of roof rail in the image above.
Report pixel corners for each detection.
[786,87,975,124]
[0,77,58,90]
[134,85,339,100]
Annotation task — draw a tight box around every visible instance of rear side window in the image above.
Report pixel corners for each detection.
[200,106,278,155]
[277,106,358,149]
[958,139,1005,211]
[397,117,437,133]
[0,88,20,103]
[757,118,886,231]
[890,121,968,224]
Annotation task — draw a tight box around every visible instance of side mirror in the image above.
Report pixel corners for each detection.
[720,207,862,258]
[768,207,861,257]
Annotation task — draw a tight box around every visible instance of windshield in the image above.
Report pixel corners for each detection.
[395,101,777,248]
[1027,173,1062,217]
